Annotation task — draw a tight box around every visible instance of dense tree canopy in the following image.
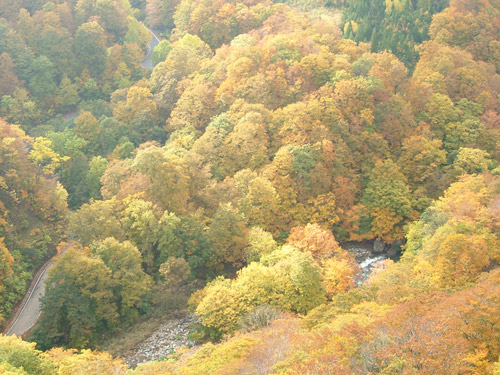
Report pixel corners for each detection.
[0,119,67,325]
[0,0,499,372]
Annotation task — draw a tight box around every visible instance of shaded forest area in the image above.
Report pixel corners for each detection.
[339,0,450,70]
[0,0,500,373]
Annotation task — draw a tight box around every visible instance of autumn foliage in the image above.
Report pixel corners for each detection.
[0,0,499,373]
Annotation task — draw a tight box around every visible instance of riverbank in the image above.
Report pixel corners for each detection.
[342,241,402,283]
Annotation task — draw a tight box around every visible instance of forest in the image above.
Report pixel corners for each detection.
[0,0,500,373]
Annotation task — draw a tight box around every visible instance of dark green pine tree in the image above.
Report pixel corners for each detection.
[338,0,451,71]
[370,28,380,52]
[345,21,354,39]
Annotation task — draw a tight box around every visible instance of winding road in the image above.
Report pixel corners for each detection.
[141,28,161,69]
[4,29,160,338]
[5,261,54,337]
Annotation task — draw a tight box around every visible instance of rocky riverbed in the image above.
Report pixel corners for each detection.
[343,242,390,283]
[122,242,397,368]
[121,313,197,368]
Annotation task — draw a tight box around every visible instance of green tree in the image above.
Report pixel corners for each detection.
[28,137,68,175]
[57,76,80,113]
[69,199,126,246]
[195,245,325,335]
[398,133,447,198]
[453,147,491,175]
[361,159,414,242]
[120,197,160,273]
[60,150,90,208]
[46,129,87,160]
[149,34,212,116]
[91,238,152,321]
[0,335,55,374]
[0,53,21,97]
[27,56,56,101]
[34,246,118,349]
[208,203,248,271]
[74,111,102,154]
[112,86,160,144]
[245,227,277,263]
[0,239,14,325]
[157,214,215,278]
[97,0,129,39]
[86,156,108,200]
[152,40,171,66]
[133,145,190,213]
[124,16,151,47]
[75,21,107,78]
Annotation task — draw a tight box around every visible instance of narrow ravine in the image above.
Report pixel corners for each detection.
[120,243,395,369]
[343,242,389,283]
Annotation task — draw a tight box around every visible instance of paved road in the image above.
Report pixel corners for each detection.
[62,110,79,121]
[5,26,160,339]
[6,262,53,336]
[141,28,161,69]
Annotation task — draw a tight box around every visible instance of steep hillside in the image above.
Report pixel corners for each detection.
[0,119,67,327]
[0,0,499,373]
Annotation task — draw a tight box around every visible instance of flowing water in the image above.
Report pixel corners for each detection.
[342,242,389,284]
